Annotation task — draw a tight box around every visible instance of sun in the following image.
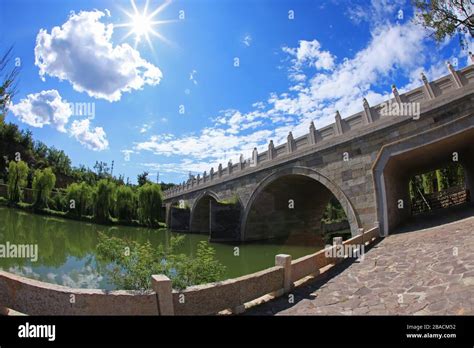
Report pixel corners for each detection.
[131,13,152,38]
[116,0,173,50]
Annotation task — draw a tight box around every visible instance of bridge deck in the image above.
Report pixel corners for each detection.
[247,208,474,315]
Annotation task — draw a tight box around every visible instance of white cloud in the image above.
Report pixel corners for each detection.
[270,22,428,127]
[34,10,162,102]
[142,159,216,176]
[61,265,103,289]
[283,40,335,71]
[140,123,153,133]
[347,0,406,25]
[10,89,72,132]
[70,119,109,151]
[134,125,272,172]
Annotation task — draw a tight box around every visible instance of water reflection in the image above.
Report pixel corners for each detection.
[0,207,322,290]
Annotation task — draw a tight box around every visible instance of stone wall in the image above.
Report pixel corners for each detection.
[0,271,158,315]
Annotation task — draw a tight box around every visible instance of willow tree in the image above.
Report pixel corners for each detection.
[115,185,136,222]
[94,179,116,223]
[7,160,28,203]
[32,167,56,209]
[137,183,162,227]
[66,182,93,217]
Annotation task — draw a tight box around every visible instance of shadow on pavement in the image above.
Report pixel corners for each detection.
[243,238,384,316]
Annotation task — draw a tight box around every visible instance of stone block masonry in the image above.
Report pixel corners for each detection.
[163,64,474,241]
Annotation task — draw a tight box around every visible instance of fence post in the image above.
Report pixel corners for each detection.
[151,275,174,316]
[332,237,343,263]
[359,227,365,246]
[275,254,292,293]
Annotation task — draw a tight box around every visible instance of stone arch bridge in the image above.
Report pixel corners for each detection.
[163,64,474,242]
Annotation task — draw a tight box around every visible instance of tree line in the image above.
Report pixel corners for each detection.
[4,160,165,228]
[409,162,465,201]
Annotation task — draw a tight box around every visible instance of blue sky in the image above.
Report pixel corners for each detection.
[1,0,472,184]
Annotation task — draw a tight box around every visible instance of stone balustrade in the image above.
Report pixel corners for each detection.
[163,63,474,199]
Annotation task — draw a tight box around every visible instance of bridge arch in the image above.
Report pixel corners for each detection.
[189,190,220,233]
[373,116,474,236]
[240,166,360,241]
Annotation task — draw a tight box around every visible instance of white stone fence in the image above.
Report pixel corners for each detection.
[0,226,379,315]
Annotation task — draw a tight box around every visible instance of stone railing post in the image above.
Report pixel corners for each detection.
[238,154,244,170]
[275,254,292,293]
[420,72,435,99]
[332,237,343,263]
[447,61,463,88]
[251,147,258,167]
[268,140,275,160]
[309,121,318,145]
[334,111,343,135]
[362,98,374,124]
[151,275,174,315]
[358,227,365,254]
[287,132,295,153]
[391,84,402,104]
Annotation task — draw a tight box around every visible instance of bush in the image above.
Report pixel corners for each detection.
[137,183,162,227]
[49,192,67,212]
[32,167,56,209]
[97,233,226,290]
[7,160,28,203]
[115,185,136,222]
[66,182,93,217]
[94,179,116,223]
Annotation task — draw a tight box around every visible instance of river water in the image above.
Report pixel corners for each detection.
[0,206,330,290]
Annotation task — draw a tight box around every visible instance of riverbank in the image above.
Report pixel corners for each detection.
[0,197,167,230]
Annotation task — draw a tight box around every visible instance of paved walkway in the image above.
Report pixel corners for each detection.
[247,212,474,315]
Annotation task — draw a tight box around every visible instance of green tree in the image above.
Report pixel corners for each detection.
[413,0,473,49]
[66,182,93,217]
[137,171,150,187]
[97,233,225,290]
[7,160,28,203]
[47,147,72,176]
[32,167,56,209]
[115,185,136,222]
[50,191,67,212]
[94,179,116,223]
[137,183,162,227]
[322,197,347,223]
[422,172,435,194]
[93,161,110,179]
